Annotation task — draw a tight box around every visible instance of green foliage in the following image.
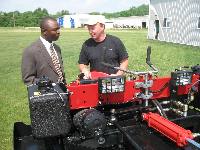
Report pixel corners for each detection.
[89,12,101,15]
[0,8,49,27]
[103,4,149,18]
[52,10,70,19]
[0,8,69,27]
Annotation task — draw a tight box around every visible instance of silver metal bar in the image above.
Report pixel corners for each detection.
[186,138,200,149]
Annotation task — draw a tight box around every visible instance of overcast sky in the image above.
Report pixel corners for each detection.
[1,0,149,14]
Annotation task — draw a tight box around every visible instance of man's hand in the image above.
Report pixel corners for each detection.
[114,59,128,76]
[79,64,91,79]
[110,70,124,76]
[82,68,91,79]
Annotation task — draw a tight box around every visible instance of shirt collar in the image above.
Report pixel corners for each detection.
[40,36,53,49]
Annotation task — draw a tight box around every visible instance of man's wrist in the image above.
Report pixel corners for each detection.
[81,68,91,79]
[116,70,124,76]
[82,68,89,73]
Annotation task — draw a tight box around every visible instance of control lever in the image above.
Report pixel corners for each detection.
[146,46,152,66]
[101,62,136,74]
[146,46,158,71]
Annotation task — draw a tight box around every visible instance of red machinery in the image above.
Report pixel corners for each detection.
[65,65,200,149]
[68,73,199,109]
[13,46,200,150]
[143,112,194,147]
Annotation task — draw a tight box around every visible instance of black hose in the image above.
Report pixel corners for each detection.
[170,115,200,122]
[152,100,168,119]
[114,122,142,150]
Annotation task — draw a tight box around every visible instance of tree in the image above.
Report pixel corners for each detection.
[89,12,100,15]
[52,10,69,18]
[103,4,149,19]
[34,8,49,26]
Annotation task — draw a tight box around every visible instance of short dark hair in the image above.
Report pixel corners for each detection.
[40,16,57,29]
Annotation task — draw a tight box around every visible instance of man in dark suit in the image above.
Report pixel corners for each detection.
[21,16,66,85]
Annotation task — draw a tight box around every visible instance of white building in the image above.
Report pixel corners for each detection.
[148,0,200,46]
[58,14,148,29]
[58,14,113,29]
[111,15,149,29]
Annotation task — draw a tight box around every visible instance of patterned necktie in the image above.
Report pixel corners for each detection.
[50,44,64,82]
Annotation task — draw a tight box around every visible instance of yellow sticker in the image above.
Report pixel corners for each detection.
[34,92,41,96]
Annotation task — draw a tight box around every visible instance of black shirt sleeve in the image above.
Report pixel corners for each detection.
[78,42,89,65]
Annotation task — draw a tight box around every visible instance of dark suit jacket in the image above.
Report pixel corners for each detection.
[21,39,65,85]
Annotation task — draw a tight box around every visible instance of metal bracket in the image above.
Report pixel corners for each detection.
[135,92,153,100]
[135,80,153,88]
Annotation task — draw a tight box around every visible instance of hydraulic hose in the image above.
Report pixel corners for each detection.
[170,115,200,122]
[152,100,168,119]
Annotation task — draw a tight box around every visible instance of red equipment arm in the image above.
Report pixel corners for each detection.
[142,112,194,147]
[90,71,109,80]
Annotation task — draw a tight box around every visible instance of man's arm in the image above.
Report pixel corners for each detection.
[21,49,37,85]
[113,36,128,76]
[114,58,128,76]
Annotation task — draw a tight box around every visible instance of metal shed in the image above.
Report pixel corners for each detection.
[148,0,200,46]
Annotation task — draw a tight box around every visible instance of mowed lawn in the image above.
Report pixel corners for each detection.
[0,28,199,150]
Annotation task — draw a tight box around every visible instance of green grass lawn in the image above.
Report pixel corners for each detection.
[0,28,199,150]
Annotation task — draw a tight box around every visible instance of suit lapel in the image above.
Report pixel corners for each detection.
[37,39,58,74]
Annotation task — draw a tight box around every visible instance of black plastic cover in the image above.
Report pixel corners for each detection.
[28,84,71,138]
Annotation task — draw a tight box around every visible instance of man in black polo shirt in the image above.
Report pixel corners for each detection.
[78,17,128,79]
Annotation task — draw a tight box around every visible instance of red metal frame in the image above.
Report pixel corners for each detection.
[67,74,199,110]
